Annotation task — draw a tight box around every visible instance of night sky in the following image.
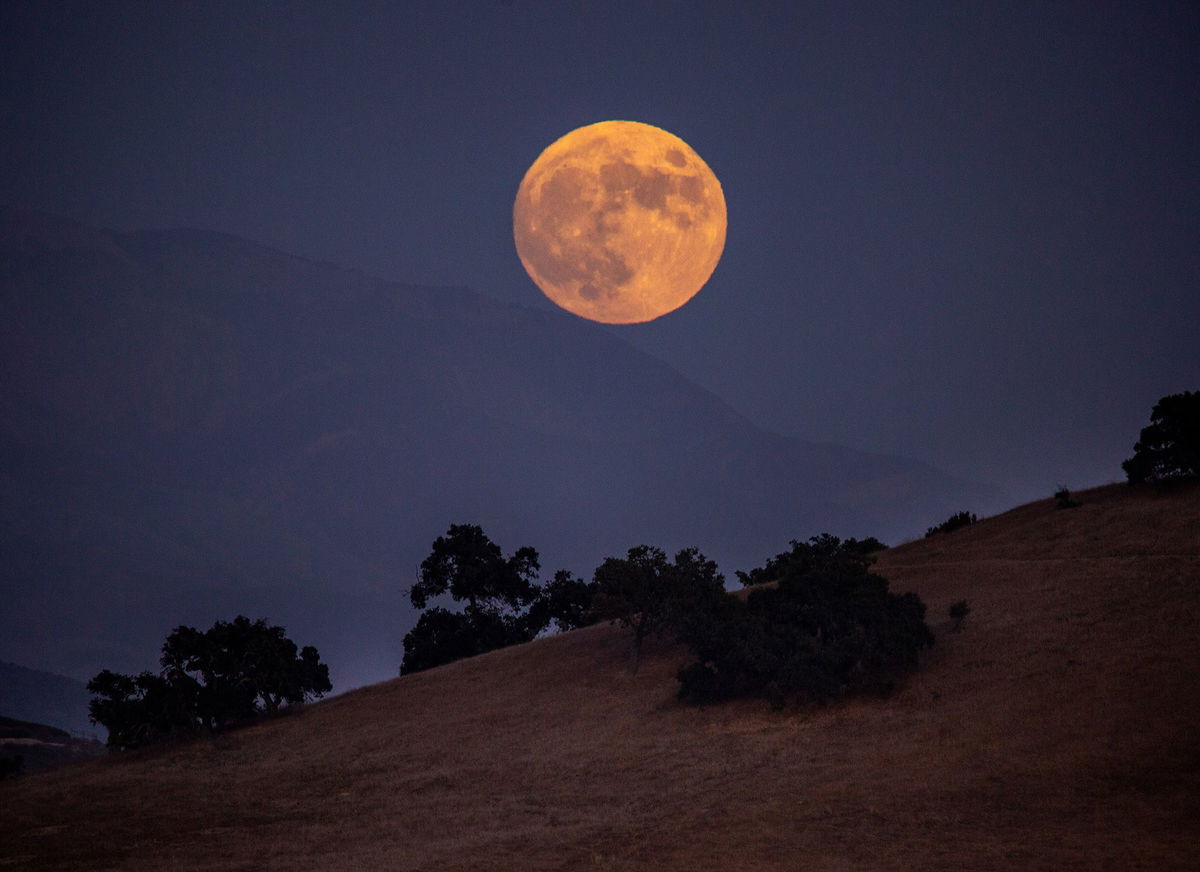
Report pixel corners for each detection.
[3,0,1197,502]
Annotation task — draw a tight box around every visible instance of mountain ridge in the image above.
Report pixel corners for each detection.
[0,662,96,739]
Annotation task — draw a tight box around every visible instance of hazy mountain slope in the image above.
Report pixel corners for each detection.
[1,482,1196,870]
[0,208,1005,689]
[0,663,95,739]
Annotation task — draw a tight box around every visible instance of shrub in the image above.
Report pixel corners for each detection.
[925,511,977,538]
[1122,391,1200,484]
[677,535,934,709]
[1054,487,1080,509]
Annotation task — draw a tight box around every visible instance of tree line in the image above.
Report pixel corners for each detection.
[402,525,934,710]
[88,390,1196,748]
[397,389,1198,703]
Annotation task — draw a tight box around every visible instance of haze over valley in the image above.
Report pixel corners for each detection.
[1,209,1003,692]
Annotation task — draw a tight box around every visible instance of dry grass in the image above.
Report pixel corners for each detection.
[2,482,1198,870]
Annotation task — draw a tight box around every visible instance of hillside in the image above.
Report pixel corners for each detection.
[0,717,104,777]
[0,208,1003,691]
[2,482,1198,870]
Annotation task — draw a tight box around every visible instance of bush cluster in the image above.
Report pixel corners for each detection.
[925,510,977,537]
[675,535,933,708]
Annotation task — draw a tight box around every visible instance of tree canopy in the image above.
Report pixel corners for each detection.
[592,545,726,672]
[88,616,331,749]
[401,525,595,675]
[526,569,597,634]
[1122,391,1200,484]
[411,523,541,614]
[160,616,331,723]
[735,533,887,587]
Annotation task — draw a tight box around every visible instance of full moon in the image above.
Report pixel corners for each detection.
[513,120,727,324]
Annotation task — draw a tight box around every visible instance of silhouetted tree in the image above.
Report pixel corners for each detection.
[1122,391,1200,484]
[87,669,198,749]
[411,523,542,615]
[402,524,552,674]
[401,526,608,675]
[88,617,331,749]
[592,545,725,673]
[526,569,597,633]
[160,617,332,727]
[400,607,521,674]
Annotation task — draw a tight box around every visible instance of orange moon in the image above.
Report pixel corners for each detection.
[513,121,727,324]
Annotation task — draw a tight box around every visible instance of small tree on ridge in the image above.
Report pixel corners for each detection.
[1122,391,1200,484]
[403,524,591,674]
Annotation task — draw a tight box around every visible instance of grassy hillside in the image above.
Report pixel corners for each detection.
[2,482,1197,870]
[0,717,104,777]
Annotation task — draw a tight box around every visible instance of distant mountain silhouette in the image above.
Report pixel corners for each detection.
[0,208,1005,689]
[0,661,96,738]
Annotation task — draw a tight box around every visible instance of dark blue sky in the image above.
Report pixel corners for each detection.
[3,0,1197,500]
